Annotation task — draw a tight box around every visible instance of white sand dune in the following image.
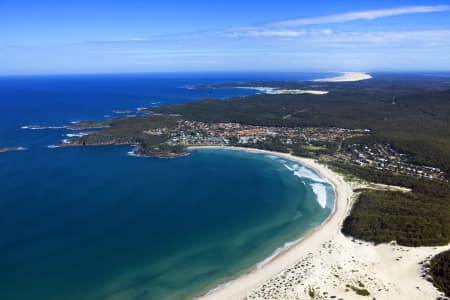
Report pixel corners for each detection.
[238,86,328,95]
[191,146,448,300]
[315,72,372,82]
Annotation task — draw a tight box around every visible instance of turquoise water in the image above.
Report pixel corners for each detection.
[0,73,335,300]
[0,147,334,300]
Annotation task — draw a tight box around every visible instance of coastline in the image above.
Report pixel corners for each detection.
[314,72,372,82]
[190,146,448,300]
[235,86,329,95]
[190,146,348,300]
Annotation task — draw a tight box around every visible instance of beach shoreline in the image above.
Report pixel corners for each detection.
[189,146,349,299]
[314,72,372,82]
[190,146,448,300]
[235,86,329,95]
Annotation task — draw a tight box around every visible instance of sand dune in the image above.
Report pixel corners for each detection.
[238,86,328,95]
[314,72,372,82]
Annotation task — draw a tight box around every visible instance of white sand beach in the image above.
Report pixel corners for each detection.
[314,72,372,82]
[237,87,329,95]
[192,146,449,300]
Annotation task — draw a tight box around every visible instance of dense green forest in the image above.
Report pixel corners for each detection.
[342,189,450,246]
[330,161,450,246]
[428,250,450,297]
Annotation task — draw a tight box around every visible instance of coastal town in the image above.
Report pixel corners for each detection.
[139,119,447,181]
[144,120,368,147]
[340,143,447,181]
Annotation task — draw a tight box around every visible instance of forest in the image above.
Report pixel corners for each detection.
[428,250,450,297]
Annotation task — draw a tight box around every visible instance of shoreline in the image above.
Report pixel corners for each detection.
[190,146,448,300]
[314,72,372,82]
[189,146,347,300]
[235,86,329,95]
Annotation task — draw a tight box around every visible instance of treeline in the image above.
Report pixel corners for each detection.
[342,189,450,246]
[428,250,450,297]
[75,115,179,150]
[331,161,450,246]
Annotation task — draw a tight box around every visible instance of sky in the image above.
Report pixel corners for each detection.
[1,0,450,74]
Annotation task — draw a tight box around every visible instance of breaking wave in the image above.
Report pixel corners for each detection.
[310,183,327,208]
[281,162,331,209]
[21,125,65,130]
[283,163,327,183]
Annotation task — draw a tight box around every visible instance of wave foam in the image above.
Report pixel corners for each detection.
[310,183,327,208]
[283,163,327,183]
[282,162,330,208]
[21,125,64,130]
[66,132,88,138]
[127,150,139,157]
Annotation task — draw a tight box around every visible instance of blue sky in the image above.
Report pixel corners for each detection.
[1,0,450,74]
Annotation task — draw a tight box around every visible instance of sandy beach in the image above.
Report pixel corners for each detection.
[236,86,329,95]
[314,72,372,82]
[191,146,448,300]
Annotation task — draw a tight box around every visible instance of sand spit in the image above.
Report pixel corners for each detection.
[314,72,372,82]
[238,87,328,95]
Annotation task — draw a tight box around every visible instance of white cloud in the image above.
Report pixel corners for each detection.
[223,29,307,38]
[223,28,335,38]
[268,5,450,27]
[220,27,450,45]
[87,6,450,45]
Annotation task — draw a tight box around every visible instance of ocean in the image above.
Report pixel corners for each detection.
[0,72,335,300]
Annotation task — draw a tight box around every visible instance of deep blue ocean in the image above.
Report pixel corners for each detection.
[0,73,335,300]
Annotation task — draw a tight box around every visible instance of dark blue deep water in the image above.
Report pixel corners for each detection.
[0,73,335,300]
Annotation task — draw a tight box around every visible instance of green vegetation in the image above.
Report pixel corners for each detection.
[75,115,182,156]
[428,250,450,297]
[330,157,450,247]
[292,142,337,157]
[342,189,450,246]
[302,144,327,151]
[346,284,370,296]
[68,119,113,129]
[308,286,315,298]
[328,161,448,193]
